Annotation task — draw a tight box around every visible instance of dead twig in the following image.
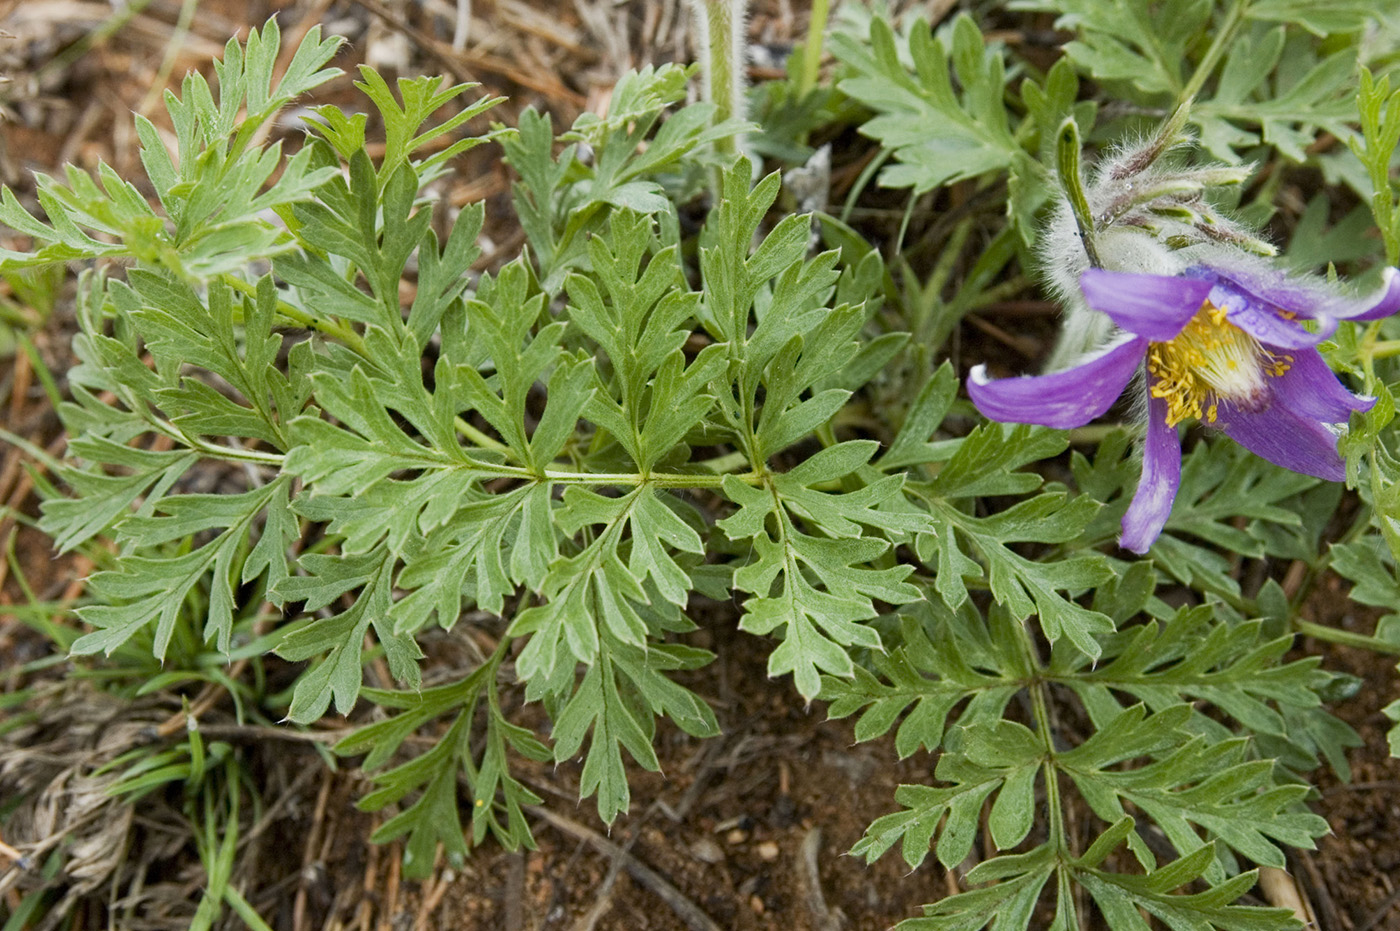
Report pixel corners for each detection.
[351,0,585,106]
[412,856,450,930]
[1357,884,1400,931]
[1291,849,1342,931]
[799,828,845,931]
[503,851,526,931]
[293,767,335,931]
[526,805,724,931]
[1257,866,1316,928]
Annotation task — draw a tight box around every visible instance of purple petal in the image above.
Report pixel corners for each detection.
[1337,266,1400,322]
[1214,401,1345,481]
[1269,349,1374,424]
[1080,270,1213,341]
[1119,395,1182,554]
[967,337,1146,429]
[1213,286,1330,349]
[1206,264,1400,323]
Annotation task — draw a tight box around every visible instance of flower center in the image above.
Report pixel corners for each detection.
[1145,301,1292,426]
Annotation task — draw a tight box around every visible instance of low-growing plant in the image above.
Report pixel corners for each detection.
[3,3,1400,929]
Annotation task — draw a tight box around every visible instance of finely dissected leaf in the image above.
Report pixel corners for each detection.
[1350,66,1400,266]
[853,719,1044,870]
[921,487,1116,659]
[567,211,724,471]
[1077,850,1302,931]
[1246,0,1380,34]
[1059,704,1327,878]
[72,475,293,659]
[274,551,423,722]
[1193,27,1357,164]
[719,448,928,701]
[288,153,430,329]
[507,481,713,740]
[1329,537,1400,758]
[132,273,300,449]
[1019,0,1362,165]
[339,662,548,878]
[895,846,1055,931]
[326,68,504,183]
[822,612,1017,759]
[831,14,1047,234]
[511,486,679,683]
[1059,605,1361,778]
[1014,0,1210,99]
[1079,438,1320,599]
[549,636,717,823]
[39,438,198,553]
[392,484,540,630]
[0,19,341,275]
[877,361,959,471]
[455,260,595,469]
[502,64,746,292]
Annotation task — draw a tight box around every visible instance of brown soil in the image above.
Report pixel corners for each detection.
[2,2,1399,930]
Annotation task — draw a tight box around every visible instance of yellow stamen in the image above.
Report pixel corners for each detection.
[1146,301,1291,427]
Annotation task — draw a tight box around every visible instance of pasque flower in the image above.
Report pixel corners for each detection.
[969,263,1400,552]
[965,110,1400,553]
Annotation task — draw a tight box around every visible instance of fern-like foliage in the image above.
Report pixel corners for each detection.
[5,7,1397,927]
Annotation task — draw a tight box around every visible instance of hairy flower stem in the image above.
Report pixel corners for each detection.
[1178,0,1250,107]
[690,0,748,160]
[796,0,829,99]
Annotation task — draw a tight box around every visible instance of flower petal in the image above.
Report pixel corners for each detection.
[967,337,1146,429]
[1207,264,1400,323]
[1213,286,1330,349]
[1270,349,1374,424]
[1119,395,1181,554]
[1334,266,1400,322]
[1080,270,1213,341]
[1214,400,1345,481]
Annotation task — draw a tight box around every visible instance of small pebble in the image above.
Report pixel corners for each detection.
[756,841,780,862]
[749,894,765,915]
[726,828,748,845]
[689,838,725,864]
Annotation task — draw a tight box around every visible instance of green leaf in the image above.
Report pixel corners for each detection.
[73,476,292,658]
[831,15,1044,233]
[341,661,546,878]
[550,640,692,824]
[1061,705,1327,877]
[39,438,198,553]
[854,719,1044,870]
[896,846,1055,931]
[921,485,1115,659]
[1078,856,1302,931]
[567,211,721,471]
[275,550,423,722]
[0,19,341,277]
[720,461,925,701]
[1143,440,1317,599]
[1193,27,1357,164]
[334,68,504,183]
[823,611,1018,759]
[1019,0,1209,99]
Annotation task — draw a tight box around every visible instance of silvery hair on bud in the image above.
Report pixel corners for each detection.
[1040,130,1265,372]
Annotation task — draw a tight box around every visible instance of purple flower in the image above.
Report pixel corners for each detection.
[968,265,1400,553]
